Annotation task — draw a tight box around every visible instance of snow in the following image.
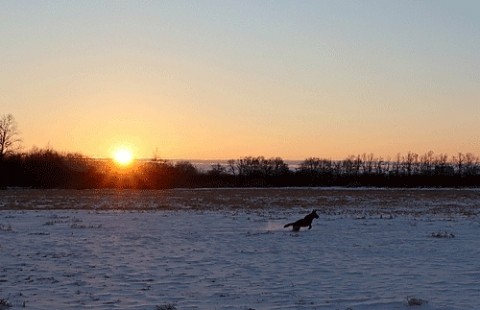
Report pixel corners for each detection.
[1,189,480,309]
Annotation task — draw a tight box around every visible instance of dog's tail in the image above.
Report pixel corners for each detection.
[284,223,293,228]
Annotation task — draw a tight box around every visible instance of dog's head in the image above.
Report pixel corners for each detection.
[311,209,319,219]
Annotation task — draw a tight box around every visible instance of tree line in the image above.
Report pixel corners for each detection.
[1,114,480,188]
[2,150,480,189]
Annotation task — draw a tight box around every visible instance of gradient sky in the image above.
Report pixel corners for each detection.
[1,1,479,160]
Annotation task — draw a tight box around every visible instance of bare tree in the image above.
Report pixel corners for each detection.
[361,153,375,174]
[341,155,355,175]
[227,159,237,176]
[453,152,465,176]
[375,156,385,174]
[392,153,402,175]
[299,157,332,176]
[209,163,226,176]
[420,150,435,175]
[402,152,418,175]
[299,157,322,175]
[268,157,290,176]
[0,114,21,159]
[463,153,479,176]
[354,154,362,175]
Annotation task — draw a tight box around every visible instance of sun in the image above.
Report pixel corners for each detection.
[112,147,134,166]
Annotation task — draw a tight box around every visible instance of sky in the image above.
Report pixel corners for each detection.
[1,0,479,160]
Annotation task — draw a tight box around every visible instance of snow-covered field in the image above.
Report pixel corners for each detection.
[1,188,479,309]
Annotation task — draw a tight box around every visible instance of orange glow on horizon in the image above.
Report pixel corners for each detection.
[112,147,134,166]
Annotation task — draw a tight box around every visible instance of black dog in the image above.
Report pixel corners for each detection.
[284,209,319,231]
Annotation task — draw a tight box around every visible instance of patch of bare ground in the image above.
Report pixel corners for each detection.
[0,188,479,217]
[407,296,428,306]
[0,224,13,232]
[155,305,177,310]
[0,298,12,309]
[431,231,455,238]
